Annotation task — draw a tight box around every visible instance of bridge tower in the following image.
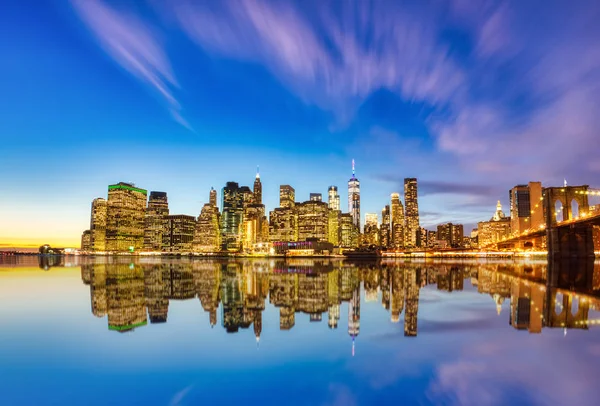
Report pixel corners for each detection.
[544,186,594,258]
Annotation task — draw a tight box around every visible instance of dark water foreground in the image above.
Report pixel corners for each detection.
[1,256,599,406]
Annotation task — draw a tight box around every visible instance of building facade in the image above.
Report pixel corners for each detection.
[90,197,107,251]
[221,182,245,251]
[391,193,405,249]
[194,202,221,253]
[105,182,147,252]
[404,178,420,247]
[144,191,169,251]
[297,200,329,241]
[328,186,340,211]
[348,160,360,230]
[478,201,511,247]
[279,185,295,209]
[162,215,196,252]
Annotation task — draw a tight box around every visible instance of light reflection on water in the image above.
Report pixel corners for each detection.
[1,256,599,406]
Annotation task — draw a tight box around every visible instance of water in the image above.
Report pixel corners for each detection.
[1,256,599,406]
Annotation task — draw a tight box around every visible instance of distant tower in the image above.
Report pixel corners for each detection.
[106,182,147,252]
[279,185,295,208]
[209,187,217,207]
[253,166,262,205]
[390,193,405,249]
[90,198,107,251]
[328,186,340,211]
[403,178,419,247]
[348,160,361,230]
[144,191,169,251]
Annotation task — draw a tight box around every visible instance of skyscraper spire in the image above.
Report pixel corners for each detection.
[352,159,355,178]
[256,165,260,179]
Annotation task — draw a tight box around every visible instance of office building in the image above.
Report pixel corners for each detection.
[328,186,340,211]
[144,191,169,251]
[478,201,512,247]
[390,193,405,249]
[280,185,295,209]
[510,182,543,235]
[380,205,391,248]
[310,193,322,202]
[328,209,341,246]
[209,187,217,207]
[194,190,221,252]
[363,213,379,246]
[348,160,361,230]
[269,207,298,242]
[162,215,196,252]
[404,178,420,247]
[105,182,147,252]
[340,213,359,248]
[297,200,329,241]
[221,182,245,251]
[81,230,91,251]
[253,168,262,205]
[90,197,107,251]
[437,223,464,248]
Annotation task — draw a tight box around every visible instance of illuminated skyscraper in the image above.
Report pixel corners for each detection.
[253,167,262,205]
[328,186,340,211]
[510,182,543,235]
[221,182,244,251]
[81,230,91,250]
[363,213,379,246]
[437,223,464,248]
[380,205,390,248]
[328,209,341,246]
[391,193,405,249]
[144,191,169,251]
[280,185,295,209]
[194,189,221,252]
[404,178,420,247]
[90,197,107,251]
[269,207,298,242]
[162,215,196,252]
[340,213,359,248]
[348,160,361,230]
[209,187,217,207]
[297,200,329,241]
[310,193,322,202]
[105,182,147,252]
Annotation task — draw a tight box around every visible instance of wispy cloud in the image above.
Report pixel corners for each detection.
[169,384,194,406]
[70,0,191,130]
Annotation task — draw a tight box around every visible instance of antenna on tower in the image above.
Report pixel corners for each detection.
[256,165,260,179]
[352,159,355,177]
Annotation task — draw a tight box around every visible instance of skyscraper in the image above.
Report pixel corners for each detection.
[309,193,322,202]
[253,167,262,205]
[105,182,147,252]
[404,178,419,248]
[162,215,196,252]
[390,193,405,249]
[348,287,360,356]
[90,197,107,251]
[328,186,340,211]
[348,160,361,230]
[279,185,295,209]
[221,182,244,251]
[296,200,329,241]
[194,189,221,252]
[144,191,169,251]
[380,205,391,248]
[209,187,217,207]
[363,213,379,246]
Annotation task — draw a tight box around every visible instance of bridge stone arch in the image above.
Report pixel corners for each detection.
[544,186,589,225]
[547,290,589,329]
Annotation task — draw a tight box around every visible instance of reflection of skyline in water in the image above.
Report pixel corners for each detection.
[76,258,600,341]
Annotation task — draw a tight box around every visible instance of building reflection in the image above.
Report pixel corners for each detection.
[80,258,600,341]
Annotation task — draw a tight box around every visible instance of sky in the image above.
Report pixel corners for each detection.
[2,0,600,247]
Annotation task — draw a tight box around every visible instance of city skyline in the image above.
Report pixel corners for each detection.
[3,1,600,249]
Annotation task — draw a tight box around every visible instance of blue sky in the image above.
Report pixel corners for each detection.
[2,0,600,246]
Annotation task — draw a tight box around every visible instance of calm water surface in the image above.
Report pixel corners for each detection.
[1,256,599,406]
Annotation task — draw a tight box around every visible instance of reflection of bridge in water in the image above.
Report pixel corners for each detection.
[75,257,600,341]
[493,185,600,258]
